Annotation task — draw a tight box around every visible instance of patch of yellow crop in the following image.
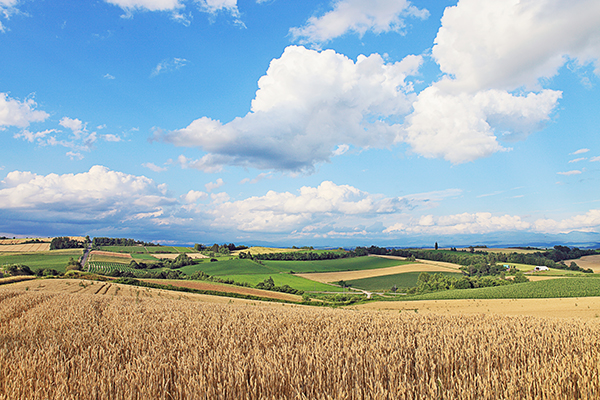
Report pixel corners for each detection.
[297,262,459,283]
[0,243,51,252]
[565,254,600,273]
[353,296,600,320]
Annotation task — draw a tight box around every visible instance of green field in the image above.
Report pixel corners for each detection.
[87,262,137,275]
[347,271,464,291]
[179,259,279,276]
[131,253,160,261]
[219,273,346,292]
[403,277,600,300]
[0,250,83,272]
[262,257,411,273]
[97,246,148,253]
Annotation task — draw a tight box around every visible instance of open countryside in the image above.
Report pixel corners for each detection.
[2,235,600,399]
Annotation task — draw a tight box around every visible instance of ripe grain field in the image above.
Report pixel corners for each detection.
[1,286,600,399]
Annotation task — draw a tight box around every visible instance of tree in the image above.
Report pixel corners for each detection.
[513,271,529,283]
[435,242,438,250]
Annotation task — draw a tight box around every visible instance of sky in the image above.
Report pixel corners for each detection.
[1,0,599,248]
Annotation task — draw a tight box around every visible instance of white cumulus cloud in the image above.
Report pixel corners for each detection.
[0,93,49,128]
[158,46,421,172]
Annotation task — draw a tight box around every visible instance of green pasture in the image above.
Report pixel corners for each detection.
[347,271,464,292]
[404,277,600,300]
[97,245,148,254]
[0,249,83,272]
[263,257,412,273]
[219,273,345,292]
[503,263,586,275]
[179,259,279,276]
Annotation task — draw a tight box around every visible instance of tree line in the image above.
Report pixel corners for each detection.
[365,245,595,274]
[242,247,368,261]
[92,237,159,247]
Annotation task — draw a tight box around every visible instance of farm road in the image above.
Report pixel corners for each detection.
[81,243,92,270]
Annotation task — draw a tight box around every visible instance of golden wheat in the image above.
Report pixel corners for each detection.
[1,289,599,399]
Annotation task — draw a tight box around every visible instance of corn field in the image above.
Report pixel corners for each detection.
[1,289,599,399]
[87,261,135,274]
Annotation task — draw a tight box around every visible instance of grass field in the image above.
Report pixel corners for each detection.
[263,256,410,273]
[347,271,464,291]
[0,249,83,272]
[402,277,600,300]
[218,273,346,292]
[179,258,279,276]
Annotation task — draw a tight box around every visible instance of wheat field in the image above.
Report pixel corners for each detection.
[1,287,599,399]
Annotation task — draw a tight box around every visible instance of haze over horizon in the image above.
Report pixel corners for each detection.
[1,0,599,247]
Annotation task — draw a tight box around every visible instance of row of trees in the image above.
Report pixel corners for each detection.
[92,237,158,247]
[405,271,528,295]
[246,247,368,261]
[365,245,595,274]
[50,237,86,250]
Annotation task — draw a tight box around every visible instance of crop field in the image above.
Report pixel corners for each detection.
[0,243,51,252]
[0,250,83,272]
[0,238,51,245]
[142,279,303,302]
[566,254,600,272]
[180,258,279,276]
[347,271,464,291]
[297,262,459,284]
[96,245,149,253]
[218,273,346,292]
[87,262,137,275]
[151,253,207,259]
[1,288,599,399]
[355,296,600,320]
[403,277,600,301]
[90,250,133,259]
[263,256,411,274]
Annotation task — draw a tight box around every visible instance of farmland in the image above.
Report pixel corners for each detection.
[1,287,599,399]
[347,271,464,291]
[217,273,346,292]
[0,249,83,273]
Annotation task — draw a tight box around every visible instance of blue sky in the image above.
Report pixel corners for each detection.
[1,0,599,247]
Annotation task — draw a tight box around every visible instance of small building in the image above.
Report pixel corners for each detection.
[534,266,550,272]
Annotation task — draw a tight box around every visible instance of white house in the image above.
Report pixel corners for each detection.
[534,266,550,272]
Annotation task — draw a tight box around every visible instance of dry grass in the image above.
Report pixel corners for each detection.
[4,279,270,305]
[354,297,600,320]
[297,263,458,283]
[1,286,599,399]
[89,250,133,259]
[0,243,51,252]
[565,254,600,273]
[230,246,301,256]
[142,279,302,302]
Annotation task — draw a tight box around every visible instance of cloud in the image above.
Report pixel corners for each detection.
[290,0,428,45]
[591,156,600,162]
[431,0,600,92]
[209,181,411,233]
[534,209,600,234]
[0,93,49,128]
[59,117,85,138]
[157,46,422,172]
[205,178,224,192]
[13,129,58,143]
[66,151,84,160]
[104,0,183,13]
[150,58,189,77]
[103,73,116,80]
[0,0,19,33]
[557,170,582,176]
[403,87,561,163]
[0,166,176,229]
[102,134,122,142]
[569,157,587,163]
[572,148,590,155]
[142,162,167,172]
[385,212,531,235]
[181,189,207,204]
[196,0,241,23]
